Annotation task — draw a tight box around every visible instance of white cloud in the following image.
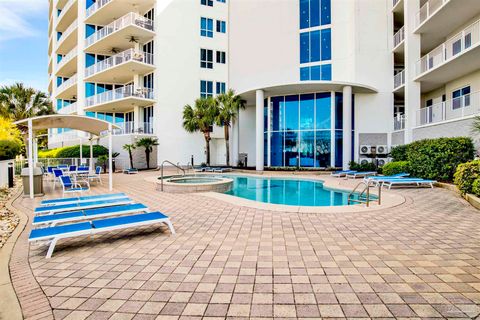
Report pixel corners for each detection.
[0,0,48,42]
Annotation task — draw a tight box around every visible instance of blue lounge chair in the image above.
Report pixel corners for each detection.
[29,211,175,258]
[59,175,90,197]
[346,171,377,179]
[331,170,357,177]
[33,203,149,226]
[34,197,134,215]
[364,173,410,185]
[41,193,127,206]
[52,169,64,189]
[382,178,436,189]
[69,165,77,172]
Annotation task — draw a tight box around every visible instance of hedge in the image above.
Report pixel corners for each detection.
[39,145,109,158]
[349,161,377,172]
[454,160,480,195]
[390,145,408,161]
[0,139,21,160]
[382,161,410,176]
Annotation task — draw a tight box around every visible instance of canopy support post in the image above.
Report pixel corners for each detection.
[108,123,113,191]
[79,136,83,166]
[89,134,93,174]
[28,119,34,199]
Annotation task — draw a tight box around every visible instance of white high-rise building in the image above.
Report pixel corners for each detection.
[47,0,480,170]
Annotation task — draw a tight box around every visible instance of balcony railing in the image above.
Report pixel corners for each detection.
[415,0,449,28]
[393,0,401,8]
[57,74,77,92]
[56,46,77,70]
[85,12,154,48]
[58,102,77,114]
[85,85,154,107]
[112,121,154,135]
[85,49,154,78]
[86,0,111,17]
[417,91,480,126]
[393,26,404,48]
[416,18,480,76]
[394,69,405,89]
[393,113,405,131]
[57,18,77,47]
[57,0,76,22]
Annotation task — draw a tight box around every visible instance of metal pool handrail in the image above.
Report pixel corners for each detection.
[160,160,186,191]
[347,180,382,207]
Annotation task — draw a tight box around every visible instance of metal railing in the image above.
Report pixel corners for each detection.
[85,12,154,48]
[85,84,154,107]
[57,74,77,92]
[86,0,111,17]
[57,102,77,114]
[417,91,480,126]
[56,46,77,70]
[394,69,405,89]
[57,0,75,22]
[393,26,404,48]
[14,157,131,175]
[416,18,480,76]
[393,113,405,131]
[415,0,449,28]
[56,18,77,48]
[85,49,154,78]
[160,160,186,191]
[348,181,381,207]
[393,0,401,8]
[112,121,154,135]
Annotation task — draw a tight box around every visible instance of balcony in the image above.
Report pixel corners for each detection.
[58,102,78,114]
[415,0,480,52]
[85,85,154,112]
[56,0,77,31]
[84,12,155,54]
[85,48,154,83]
[392,0,403,12]
[393,69,405,91]
[56,19,78,54]
[56,74,77,99]
[85,0,156,25]
[416,91,480,127]
[112,121,154,135]
[415,18,480,92]
[56,46,78,77]
[393,113,405,131]
[393,26,405,53]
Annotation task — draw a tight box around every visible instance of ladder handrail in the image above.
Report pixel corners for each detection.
[160,160,186,191]
[348,180,382,207]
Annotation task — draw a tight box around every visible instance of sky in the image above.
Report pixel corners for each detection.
[0,0,49,93]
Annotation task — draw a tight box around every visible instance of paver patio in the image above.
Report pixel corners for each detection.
[9,171,480,319]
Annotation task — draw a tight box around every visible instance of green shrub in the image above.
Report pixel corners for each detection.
[0,139,21,160]
[454,160,480,194]
[472,178,480,196]
[406,137,474,182]
[382,161,410,176]
[349,161,377,172]
[39,145,109,158]
[390,145,408,161]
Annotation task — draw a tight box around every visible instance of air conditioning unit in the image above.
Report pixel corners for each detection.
[376,158,390,167]
[360,145,372,155]
[360,158,373,165]
[376,145,388,155]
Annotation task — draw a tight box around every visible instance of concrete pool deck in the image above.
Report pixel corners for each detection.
[7,170,480,319]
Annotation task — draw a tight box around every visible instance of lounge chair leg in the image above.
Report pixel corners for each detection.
[46,238,58,259]
[165,220,176,234]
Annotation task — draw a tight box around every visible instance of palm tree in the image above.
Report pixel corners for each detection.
[215,89,246,166]
[136,137,159,169]
[182,97,218,166]
[123,144,136,169]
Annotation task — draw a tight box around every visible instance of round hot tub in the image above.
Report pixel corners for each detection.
[158,175,233,193]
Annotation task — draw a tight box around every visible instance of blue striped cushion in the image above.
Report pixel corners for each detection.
[29,222,92,240]
[35,197,131,213]
[92,212,168,229]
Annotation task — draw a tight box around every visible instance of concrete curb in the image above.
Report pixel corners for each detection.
[0,186,24,320]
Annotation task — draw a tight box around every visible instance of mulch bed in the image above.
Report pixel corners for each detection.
[0,185,19,249]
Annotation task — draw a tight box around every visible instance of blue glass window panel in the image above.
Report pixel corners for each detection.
[216,20,226,33]
[200,18,213,37]
[86,0,95,9]
[285,95,299,131]
[335,92,343,129]
[85,24,96,38]
[57,99,63,110]
[310,65,321,80]
[85,82,95,97]
[85,53,95,68]
[57,32,62,41]
[105,113,114,123]
[96,84,106,94]
[207,81,213,94]
[452,39,462,56]
[271,132,284,166]
[58,128,63,133]
[86,112,95,118]
[315,92,331,129]
[299,0,309,29]
[300,32,310,64]
[300,131,315,167]
[335,130,343,167]
[57,9,62,16]
[56,77,63,87]
[300,94,315,130]
[320,64,332,80]
[284,131,298,166]
[321,29,331,60]
[300,67,310,81]
[216,82,226,94]
[310,0,320,27]
[264,132,268,166]
[115,113,124,123]
[201,80,206,93]
[271,96,284,131]
[97,113,105,121]
[321,0,331,25]
[316,130,331,167]
[310,30,321,62]
[57,54,63,63]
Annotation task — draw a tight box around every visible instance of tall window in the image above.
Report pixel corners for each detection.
[300,64,331,81]
[200,49,213,69]
[300,0,331,29]
[216,51,226,64]
[201,0,213,6]
[200,80,213,98]
[216,82,226,94]
[216,20,226,33]
[300,29,331,63]
[452,86,471,110]
[200,17,214,37]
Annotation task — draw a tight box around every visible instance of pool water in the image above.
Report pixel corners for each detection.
[221,175,371,206]
[170,177,222,184]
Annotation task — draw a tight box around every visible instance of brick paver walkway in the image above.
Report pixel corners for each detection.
[11,171,480,319]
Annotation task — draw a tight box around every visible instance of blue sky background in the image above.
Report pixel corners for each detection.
[0,0,49,92]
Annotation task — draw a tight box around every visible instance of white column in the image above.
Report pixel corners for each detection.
[89,135,93,174]
[28,119,34,199]
[133,105,141,132]
[108,123,113,191]
[330,91,336,167]
[33,137,38,165]
[342,86,352,170]
[232,116,239,167]
[255,90,264,171]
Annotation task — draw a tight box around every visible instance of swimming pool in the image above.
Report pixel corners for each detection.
[221,175,370,206]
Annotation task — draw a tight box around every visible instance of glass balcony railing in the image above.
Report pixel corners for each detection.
[57,74,77,93]
[58,102,77,114]
[112,121,154,135]
[415,0,449,28]
[56,46,77,70]
[393,26,404,48]
[416,19,480,76]
[85,49,154,78]
[85,12,154,48]
[85,84,154,107]
[417,91,480,126]
[86,0,111,17]
[393,113,405,131]
[394,69,405,89]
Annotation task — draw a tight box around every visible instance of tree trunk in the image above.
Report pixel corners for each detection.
[224,125,230,166]
[204,133,211,166]
[145,150,150,169]
[129,150,134,168]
